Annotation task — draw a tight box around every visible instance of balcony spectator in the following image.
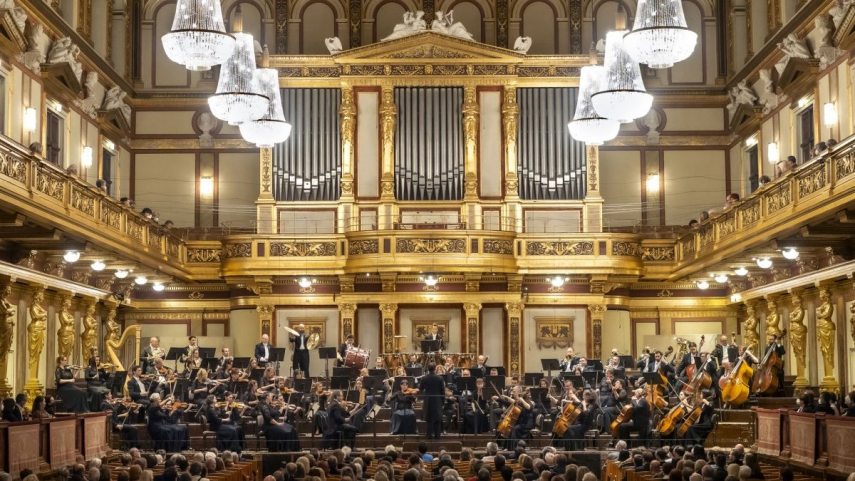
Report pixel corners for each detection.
[827,138,838,149]
[162,220,174,231]
[813,141,828,157]
[757,175,771,189]
[844,391,855,416]
[95,179,107,192]
[699,211,710,223]
[688,219,699,230]
[723,193,740,211]
[65,165,78,177]
[141,208,154,220]
[120,197,132,208]
[776,156,797,178]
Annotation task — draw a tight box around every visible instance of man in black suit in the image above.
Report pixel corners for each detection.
[763,334,786,394]
[419,363,446,438]
[618,387,651,446]
[127,365,150,422]
[676,342,701,382]
[141,336,164,374]
[424,324,444,351]
[290,324,311,376]
[338,335,355,367]
[324,390,357,448]
[711,335,738,367]
[254,334,272,366]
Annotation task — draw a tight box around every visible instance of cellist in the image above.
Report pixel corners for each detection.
[762,333,786,395]
[680,393,715,446]
[617,387,652,446]
[494,385,533,449]
[676,341,701,384]
[601,377,627,433]
[557,389,597,451]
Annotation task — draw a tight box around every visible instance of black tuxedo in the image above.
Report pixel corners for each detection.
[419,372,446,438]
[254,342,272,364]
[141,345,161,374]
[711,344,738,365]
[290,333,310,374]
[677,353,701,379]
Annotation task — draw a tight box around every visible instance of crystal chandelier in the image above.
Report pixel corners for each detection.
[239,47,292,147]
[161,0,235,71]
[208,31,269,124]
[568,65,620,145]
[623,0,697,69]
[591,30,653,123]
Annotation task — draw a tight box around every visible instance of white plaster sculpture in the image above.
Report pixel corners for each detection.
[48,36,83,81]
[431,10,474,40]
[726,80,757,117]
[79,71,101,116]
[103,86,131,121]
[513,36,532,54]
[774,33,812,74]
[382,11,427,41]
[325,37,343,54]
[815,14,841,68]
[758,69,778,114]
[198,112,216,148]
[19,21,48,72]
[829,0,855,29]
[0,0,28,33]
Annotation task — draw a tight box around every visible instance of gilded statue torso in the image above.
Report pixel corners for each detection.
[0,299,14,353]
[788,306,807,359]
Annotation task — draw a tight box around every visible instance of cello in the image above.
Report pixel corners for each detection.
[682,354,713,396]
[492,381,524,438]
[656,396,690,436]
[752,330,787,395]
[684,335,705,381]
[719,340,754,406]
[675,396,709,438]
[552,398,582,437]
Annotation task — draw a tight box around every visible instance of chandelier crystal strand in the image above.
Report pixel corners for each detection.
[208,31,269,124]
[623,0,697,69]
[240,47,293,147]
[161,0,235,71]
[590,30,653,123]
[568,65,620,145]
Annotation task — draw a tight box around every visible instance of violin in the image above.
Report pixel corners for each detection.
[402,387,420,395]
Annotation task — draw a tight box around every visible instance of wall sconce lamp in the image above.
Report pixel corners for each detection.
[23,107,37,132]
[199,176,214,197]
[646,173,660,193]
[81,146,93,168]
[767,142,780,163]
[823,102,838,129]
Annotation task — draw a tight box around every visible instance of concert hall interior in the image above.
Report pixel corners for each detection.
[0,0,854,480]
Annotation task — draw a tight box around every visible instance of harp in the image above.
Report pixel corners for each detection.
[104,324,141,372]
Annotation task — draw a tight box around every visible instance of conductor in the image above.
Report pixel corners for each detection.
[419,362,445,438]
[289,324,311,376]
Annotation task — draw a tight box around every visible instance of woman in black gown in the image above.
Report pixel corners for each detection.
[55,356,89,413]
[389,379,417,434]
[85,355,111,411]
[258,391,300,452]
[203,395,244,452]
[146,393,188,452]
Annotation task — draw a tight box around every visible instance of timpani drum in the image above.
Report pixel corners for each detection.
[344,347,370,370]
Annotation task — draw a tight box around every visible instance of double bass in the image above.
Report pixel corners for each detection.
[719,341,754,405]
[682,354,713,395]
[684,335,705,380]
[752,330,787,395]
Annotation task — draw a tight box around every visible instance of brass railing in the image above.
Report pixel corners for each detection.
[672,135,855,279]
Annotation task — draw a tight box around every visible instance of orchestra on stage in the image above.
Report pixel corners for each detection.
[37,324,792,452]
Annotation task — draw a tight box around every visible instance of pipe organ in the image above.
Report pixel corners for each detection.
[394,87,465,201]
[273,88,342,201]
[517,88,586,200]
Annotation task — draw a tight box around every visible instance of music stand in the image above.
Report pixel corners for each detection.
[589,360,604,371]
[250,368,265,383]
[421,339,440,353]
[529,387,547,406]
[333,367,356,378]
[618,355,634,369]
[541,359,561,378]
[345,390,360,403]
[319,346,338,379]
[524,372,544,386]
[405,367,423,378]
[582,370,600,389]
[232,357,250,369]
[642,372,665,407]
[362,376,382,393]
[331,376,350,390]
[469,367,484,379]
[198,347,216,359]
[368,368,387,377]
[486,375,505,391]
[110,371,127,397]
[202,358,220,372]
[493,366,507,376]
[456,376,476,393]
[294,378,312,393]
[561,374,585,389]
[166,347,185,370]
[269,347,286,366]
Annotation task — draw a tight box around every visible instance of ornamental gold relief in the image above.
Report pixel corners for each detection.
[611,242,641,257]
[482,239,513,255]
[396,238,466,254]
[224,243,252,258]
[764,183,792,214]
[70,188,96,216]
[0,153,27,183]
[526,241,593,256]
[187,248,223,263]
[641,246,675,262]
[348,239,379,255]
[797,165,828,197]
[835,152,855,180]
[270,241,336,257]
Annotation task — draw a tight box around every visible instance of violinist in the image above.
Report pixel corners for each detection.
[185,347,203,372]
[215,358,233,380]
[258,391,300,452]
[55,356,89,413]
[190,368,215,405]
[389,379,418,434]
[462,377,489,434]
[559,347,578,372]
[617,387,651,446]
[442,385,459,433]
[147,393,188,452]
[260,366,279,391]
[203,394,244,452]
[101,392,140,449]
[127,365,151,420]
[85,355,111,411]
[225,368,245,396]
[242,379,260,408]
[601,378,628,433]
[152,358,174,396]
[323,390,358,448]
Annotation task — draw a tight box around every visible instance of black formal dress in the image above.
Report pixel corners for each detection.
[462,390,489,434]
[682,403,715,445]
[497,400,535,449]
[419,372,445,438]
[205,405,244,452]
[55,367,89,413]
[290,334,310,374]
[389,392,417,434]
[85,366,111,411]
[146,404,187,452]
[323,400,358,448]
[559,402,598,451]
[259,401,300,452]
[101,399,140,449]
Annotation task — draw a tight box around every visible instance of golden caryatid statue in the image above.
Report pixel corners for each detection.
[742,303,760,353]
[56,295,75,361]
[26,287,47,378]
[765,298,783,339]
[788,294,808,387]
[0,283,16,394]
[80,301,98,362]
[850,302,855,346]
[103,306,140,372]
[816,288,837,388]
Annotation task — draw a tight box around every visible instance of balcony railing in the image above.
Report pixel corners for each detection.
[672,135,855,279]
[0,137,188,276]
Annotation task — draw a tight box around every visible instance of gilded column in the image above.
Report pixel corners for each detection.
[584,144,603,232]
[463,85,479,201]
[505,302,523,377]
[588,304,605,360]
[56,293,75,361]
[275,0,288,54]
[257,148,276,233]
[816,287,838,391]
[339,303,356,341]
[501,85,519,199]
[787,289,808,388]
[340,86,356,202]
[0,281,16,397]
[767,0,781,35]
[464,303,482,355]
[380,303,398,354]
[257,305,274,338]
[24,286,47,404]
[379,87,396,202]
